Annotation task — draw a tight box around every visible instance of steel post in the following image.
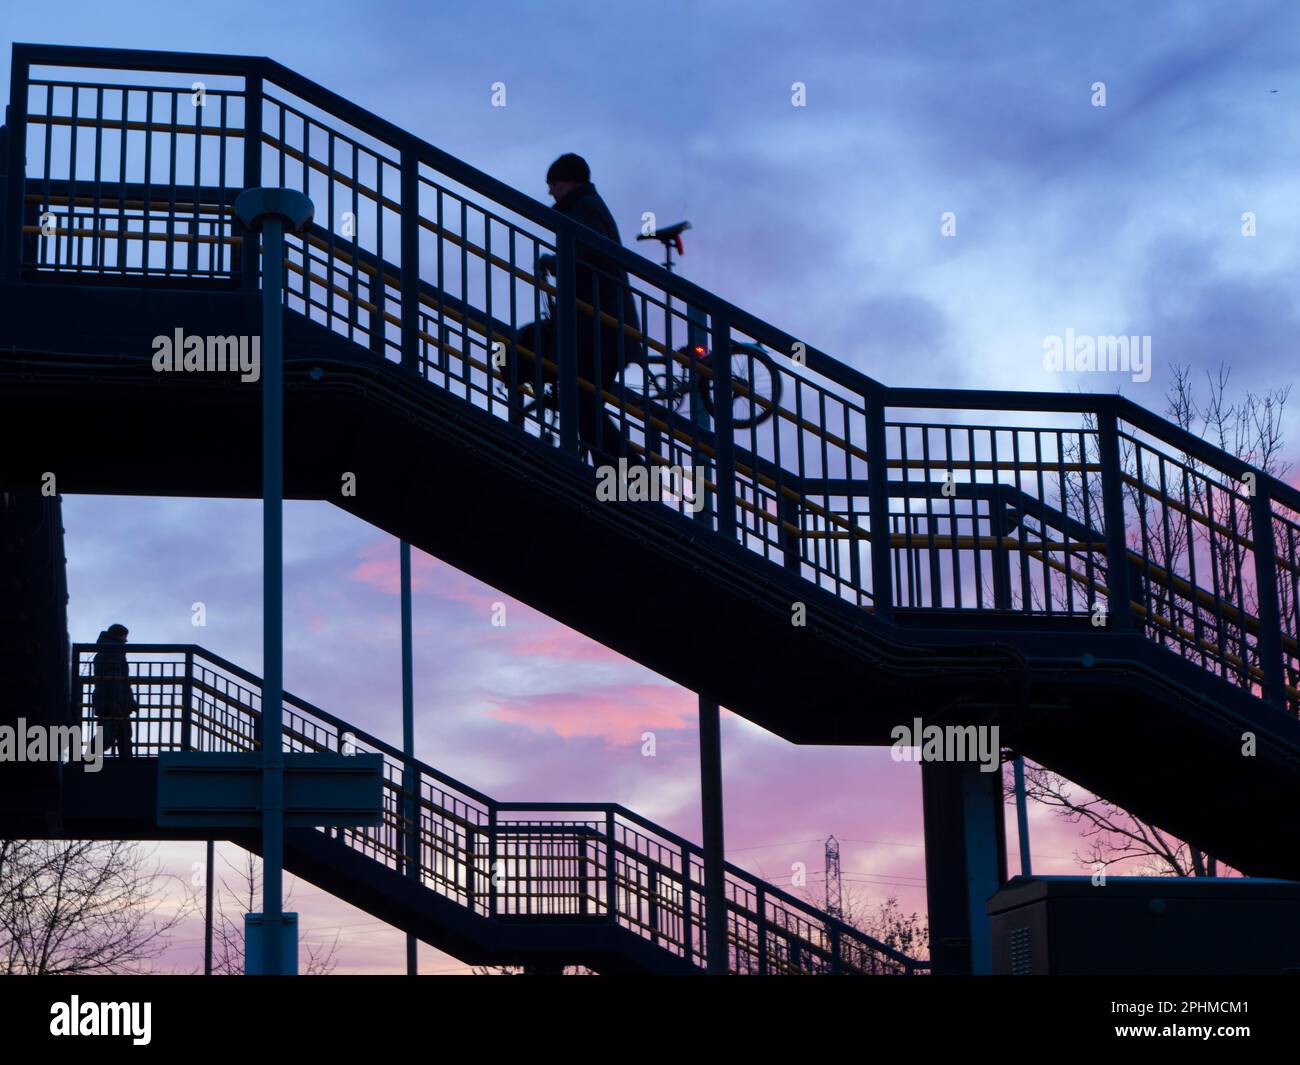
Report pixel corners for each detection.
[1013,754,1032,876]
[698,697,727,974]
[401,539,418,974]
[234,186,314,976]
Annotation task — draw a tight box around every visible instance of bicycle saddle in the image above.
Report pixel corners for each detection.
[636,220,691,250]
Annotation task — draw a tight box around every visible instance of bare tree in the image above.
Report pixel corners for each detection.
[1132,364,1292,674]
[828,882,929,961]
[786,878,929,967]
[209,849,339,975]
[1010,758,1232,877]
[1013,364,1291,877]
[0,839,194,974]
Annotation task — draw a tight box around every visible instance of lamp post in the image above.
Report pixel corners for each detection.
[234,187,314,976]
[401,539,417,975]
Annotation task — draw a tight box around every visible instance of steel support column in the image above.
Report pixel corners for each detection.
[921,758,1007,975]
[234,186,314,976]
[204,837,214,975]
[401,539,418,975]
[258,210,288,976]
[1013,755,1032,877]
[687,301,728,974]
[698,696,727,974]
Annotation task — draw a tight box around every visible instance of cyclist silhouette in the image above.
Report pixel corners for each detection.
[508,154,644,465]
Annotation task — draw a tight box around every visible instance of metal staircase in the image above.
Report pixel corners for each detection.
[50,643,924,975]
[2,42,1300,914]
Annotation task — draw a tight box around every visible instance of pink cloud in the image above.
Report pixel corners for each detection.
[346,540,439,595]
[346,538,500,611]
[486,685,697,744]
[346,538,645,658]
[507,628,623,662]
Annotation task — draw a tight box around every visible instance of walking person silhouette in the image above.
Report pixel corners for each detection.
[92,623,138,758]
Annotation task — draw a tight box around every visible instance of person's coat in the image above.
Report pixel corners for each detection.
[92,631,136,720]
[553,182,644,375]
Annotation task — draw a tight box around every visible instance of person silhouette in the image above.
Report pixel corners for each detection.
[508,153,645,466]
[92,623,138,758]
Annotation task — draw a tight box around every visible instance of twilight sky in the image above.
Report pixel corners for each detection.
[5,0,1300,972]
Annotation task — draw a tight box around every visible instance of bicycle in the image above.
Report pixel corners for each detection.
[498,230,783,442]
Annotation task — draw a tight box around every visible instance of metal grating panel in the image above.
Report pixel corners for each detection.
[1010,925,1033,975]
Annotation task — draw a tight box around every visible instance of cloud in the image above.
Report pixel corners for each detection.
[507,629,624,662]
[485,684,696,744]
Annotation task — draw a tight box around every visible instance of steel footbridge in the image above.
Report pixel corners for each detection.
[2,44,1299,973]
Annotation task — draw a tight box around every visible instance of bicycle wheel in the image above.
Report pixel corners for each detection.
[702,342,783,429]
[522,391,561,446]
[616,358,689,415]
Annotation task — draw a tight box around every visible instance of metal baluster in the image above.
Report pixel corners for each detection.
[166,91,178,273]
[486,806,497,917]
[555,229,578,455]
[1252,486,1285,707]
[1097,407,1134,629]
[866,388,894,619]
[400,146,419,373]
[647,863,659,943]
[681,850,694,965]
[189,83,202,275]
[2,51,32,278]
[181,649,194,751]
[712,314,736,539]
[604,809,616,920]
[239,73,262,289]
